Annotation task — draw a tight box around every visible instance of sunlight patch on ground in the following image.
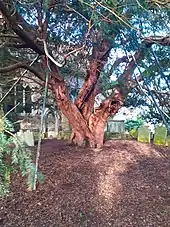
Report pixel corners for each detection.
[134,142,161,158]
[97,166,123,203]
[93,151,133,208]
[93,140,162,210]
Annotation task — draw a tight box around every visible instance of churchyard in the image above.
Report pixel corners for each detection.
[0,1,170,226]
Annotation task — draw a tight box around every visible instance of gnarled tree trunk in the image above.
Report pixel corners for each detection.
[49,39,145,148]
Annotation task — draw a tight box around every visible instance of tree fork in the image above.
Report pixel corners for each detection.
[52,82,96,147]
[75,39,111,120]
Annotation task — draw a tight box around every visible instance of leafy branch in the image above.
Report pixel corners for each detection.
[0,116,42,197]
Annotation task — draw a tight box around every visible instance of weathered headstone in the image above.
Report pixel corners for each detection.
[48,130,56,139]
[166,135,170,147]
[24,130,34,146]
[154,126,167,146]
[61,113,70,132]
[17,130,25,143]
[58,113,71,139]
[137,125,151,143]
[17,130,34,146]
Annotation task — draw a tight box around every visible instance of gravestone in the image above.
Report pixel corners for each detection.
[24,130,34,147]
[17,130,25,143]
[154,126,167,146]
[17,130,34,146]
[137,125,151,143]
[61,113,70,132]
[166,135,170,147]
[48,131,57,139]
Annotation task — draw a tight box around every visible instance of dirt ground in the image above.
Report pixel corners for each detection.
[0,139,170,227]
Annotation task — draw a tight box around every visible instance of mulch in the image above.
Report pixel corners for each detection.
[0,139,170,227]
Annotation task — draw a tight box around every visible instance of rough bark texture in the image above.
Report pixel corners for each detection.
[89,89,124,147]
[75,39,111,119]
[51,78,95,147]
[74,60,98,121]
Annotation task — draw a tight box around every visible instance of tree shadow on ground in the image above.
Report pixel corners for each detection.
[93,140,170,227]
[116,156,170,227]
[0,139,169,227]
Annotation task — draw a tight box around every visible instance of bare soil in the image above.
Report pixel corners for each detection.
[0,139,170,227]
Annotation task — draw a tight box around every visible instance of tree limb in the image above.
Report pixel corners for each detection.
[143,35,170,46]
[5,43,29,48]
[0,62,44,81]
[0,34,19,38]
[90,43,151,125]
[107,55,129,78]
[120,48,144,82]
[0,0,44,55]
[75,39,111,113]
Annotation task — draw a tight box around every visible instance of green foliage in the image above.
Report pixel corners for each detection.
[126,117,144,139]
[129,128,138,139]
[0,118,38,197]
[125,117,144,132]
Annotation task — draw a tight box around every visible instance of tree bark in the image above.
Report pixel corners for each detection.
[89,89,124,147]
[51,80,96,147]
[75,39,111,120]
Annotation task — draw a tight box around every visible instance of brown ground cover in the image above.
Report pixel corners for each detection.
[0,139,170,227]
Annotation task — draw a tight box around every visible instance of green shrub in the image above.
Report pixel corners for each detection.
[129,129,138,139]
[125,117,144,132]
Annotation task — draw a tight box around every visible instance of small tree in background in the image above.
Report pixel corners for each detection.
[125,117,144,132]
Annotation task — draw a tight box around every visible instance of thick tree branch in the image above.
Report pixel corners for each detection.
[37,0,43,35]
[75,39,111,119]
[89,43,152,132]
[4,42,29,48]
[143,35,170,46]
[0,62,44,81]
[113,56,129,69]
[104,55,129,81]
[0,1,65,83]
[0,0,44,55]
[120,49,144,82]
[0,34,19,38]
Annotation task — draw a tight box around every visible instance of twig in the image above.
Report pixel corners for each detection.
[37,38,66,67]
[0,34,19,38]
[64,45,85,59]
[66,5,89,22]
[94,0,139,32]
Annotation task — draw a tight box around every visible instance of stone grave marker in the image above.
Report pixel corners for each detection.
[154,126,167,146]
[58,113,71,139]
[61,113,70,132]
[17,130,25,143]
[24,130,34,147]
[17,130,34,146]
[137,125,150,143]
[166,135,170,147]
[107,120,125,133]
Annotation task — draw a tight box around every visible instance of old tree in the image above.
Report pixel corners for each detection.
[0,0,169,147]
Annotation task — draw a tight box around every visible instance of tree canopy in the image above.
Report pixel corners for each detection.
[0,0,170,147]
